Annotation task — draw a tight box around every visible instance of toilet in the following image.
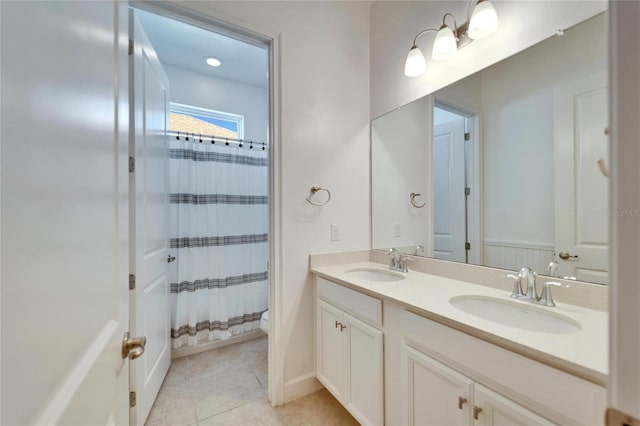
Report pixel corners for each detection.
[260,310,269,334]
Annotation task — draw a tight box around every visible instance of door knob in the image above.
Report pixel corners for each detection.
[558,251,579,260]
[167,254,176,263]
[122,332,147,360]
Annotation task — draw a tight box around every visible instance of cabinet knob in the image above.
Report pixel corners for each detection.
[335,320,340,329]
[473,406,483,420]
[458,396,467,410]
[339,324,347,331]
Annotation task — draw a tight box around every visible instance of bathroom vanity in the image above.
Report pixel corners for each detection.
[310,253,607,426]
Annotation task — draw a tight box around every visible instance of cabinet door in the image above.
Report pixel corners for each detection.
[316,299,345,399]
[344,312,384,426]
[473,384,556,426]
[402,345,473,426]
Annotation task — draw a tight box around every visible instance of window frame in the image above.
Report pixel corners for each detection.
[169,102,245,139]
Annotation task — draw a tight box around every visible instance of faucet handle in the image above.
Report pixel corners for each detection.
[399,254,412,273]
[544,281,570,289]
[538,281,570,307]
[504,273,521,298]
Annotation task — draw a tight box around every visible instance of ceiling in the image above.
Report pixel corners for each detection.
[135,10,268,88]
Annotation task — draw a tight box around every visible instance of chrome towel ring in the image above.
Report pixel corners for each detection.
[306,186,331,206]
[410,192,426,208]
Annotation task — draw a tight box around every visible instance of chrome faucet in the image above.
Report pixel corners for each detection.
[506,266,569,307]
[387,248,400,270]
[387,248,410,273]
[398,254,411,273]
[546,261,560,277]
[505,267,538,301]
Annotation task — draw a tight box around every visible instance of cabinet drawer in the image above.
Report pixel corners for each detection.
[317,277,382,327]
[401,310,606,426]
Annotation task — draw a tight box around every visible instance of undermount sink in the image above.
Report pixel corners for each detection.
[449,295,581,334]
[345,268,405,282]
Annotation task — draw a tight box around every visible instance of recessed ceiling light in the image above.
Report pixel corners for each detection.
[205,57,222,67]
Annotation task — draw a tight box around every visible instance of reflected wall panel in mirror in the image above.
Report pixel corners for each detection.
[371,13,609,284]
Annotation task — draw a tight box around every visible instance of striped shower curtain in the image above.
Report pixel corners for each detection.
[169,137,268,349]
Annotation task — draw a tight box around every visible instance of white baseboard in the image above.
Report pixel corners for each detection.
[171,330,266,359]
[283,372,324,403]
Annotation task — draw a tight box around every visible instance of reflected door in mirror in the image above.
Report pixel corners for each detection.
[433,117,467,262]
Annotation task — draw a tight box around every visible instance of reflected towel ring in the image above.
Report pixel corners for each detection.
[597,158,610,178]
[410,192,426,208]
[306,186,331,206]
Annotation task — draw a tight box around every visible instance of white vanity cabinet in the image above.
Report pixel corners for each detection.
[402,344,555,425]
[400,310,606,426]
[315,277,384,426]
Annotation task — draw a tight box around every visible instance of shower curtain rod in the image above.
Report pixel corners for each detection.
[169,130,267,149]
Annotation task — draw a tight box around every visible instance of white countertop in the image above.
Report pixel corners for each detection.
[311,261,608,386]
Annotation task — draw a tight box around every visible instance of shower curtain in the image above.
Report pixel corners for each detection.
[169,137,268,349]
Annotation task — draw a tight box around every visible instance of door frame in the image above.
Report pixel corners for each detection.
[608,0,640,419]
[433,99,483,266]
[129,0,284,406]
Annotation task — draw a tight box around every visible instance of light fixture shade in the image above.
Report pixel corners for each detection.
[468,0,499,40]
[432,26,457,61]
[404,46,426,77]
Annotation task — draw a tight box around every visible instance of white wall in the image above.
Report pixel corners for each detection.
[370,1,607,119]
[372,96,431,252]
[172,1,371,401]
[164,64,268,143]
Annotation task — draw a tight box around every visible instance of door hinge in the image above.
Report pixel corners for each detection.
[129,391,136,408]
[464,187,471,196]
[129,156,135,173]
[128,39,133,56]
[465,242,471,251]
[129,274,135,290]
[464,132,470,141]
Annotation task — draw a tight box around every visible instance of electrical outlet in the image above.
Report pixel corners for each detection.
[331,224,341,241]
[394,222,401,238]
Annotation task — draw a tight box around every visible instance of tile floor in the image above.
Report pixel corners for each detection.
[146,335,358,426]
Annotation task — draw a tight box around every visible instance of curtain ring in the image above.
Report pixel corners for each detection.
[410,192,426,208]
[306,186,331,206]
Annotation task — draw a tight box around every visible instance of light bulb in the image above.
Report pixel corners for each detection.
[205,57,222,67]
[404,46,426,77]
[468,0,499,40]
[432,26,457,61]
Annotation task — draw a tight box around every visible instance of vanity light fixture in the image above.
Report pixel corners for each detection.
[404,0,499,77]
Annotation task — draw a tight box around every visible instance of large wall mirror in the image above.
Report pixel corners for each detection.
[371,12,609,285]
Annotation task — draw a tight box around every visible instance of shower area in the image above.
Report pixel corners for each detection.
[135,10,270,353]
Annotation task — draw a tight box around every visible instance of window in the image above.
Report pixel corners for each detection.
[169,102,244,139]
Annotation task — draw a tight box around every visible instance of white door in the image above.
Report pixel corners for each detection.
[1,2,130,424]
[130,9,172,425]
[316,300,346,400]
[433,118,467,262]
[473,384,555,426]
[554,72,608,284]
[344,312,384,426]
[401,345,474,426]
